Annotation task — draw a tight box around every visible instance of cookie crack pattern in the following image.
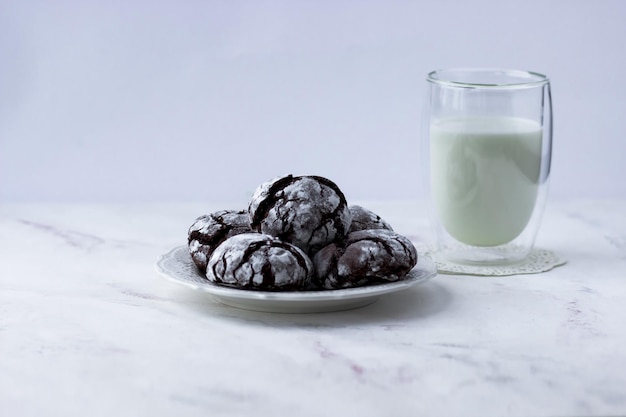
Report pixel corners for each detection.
[232,240,268,287]
[271,240,312,276]
[187,210,252,273]
[209,235,312,291]
[249,175,298,230]
[191,175,421,293]
[189,222,229,247]
[394,236,418,265]
[366,236,411,279]
[210,250,228,284]
[313,230,418,289]
[260,254,274,288]
[308,202,349,255]
[274,197,304,243]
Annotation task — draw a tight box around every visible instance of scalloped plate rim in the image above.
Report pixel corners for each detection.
[155,246,437,310]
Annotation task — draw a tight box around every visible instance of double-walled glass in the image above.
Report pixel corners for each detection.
[422,69,552,265]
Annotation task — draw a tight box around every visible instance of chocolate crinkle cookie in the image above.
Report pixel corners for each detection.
[248,175,352,256]
[348,205,393,233]
[313,229,418,290]
[187,210,252,273]
[206,233,313,291]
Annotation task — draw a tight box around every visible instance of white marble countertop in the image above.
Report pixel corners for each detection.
[2,200,625,417]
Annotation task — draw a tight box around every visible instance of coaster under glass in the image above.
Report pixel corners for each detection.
[418,246,566,276]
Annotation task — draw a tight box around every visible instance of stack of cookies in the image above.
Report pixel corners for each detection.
[188,175,418,291]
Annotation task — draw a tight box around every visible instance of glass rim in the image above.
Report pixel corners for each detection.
[427,68,549,89]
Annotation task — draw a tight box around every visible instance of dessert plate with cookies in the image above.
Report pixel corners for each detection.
[155,175,437,313]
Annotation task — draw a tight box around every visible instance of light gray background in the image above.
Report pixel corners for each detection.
[1,0,625,205]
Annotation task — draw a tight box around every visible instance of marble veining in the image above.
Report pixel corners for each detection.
[18,218,107,251]
[605,234,626,257]
[1,201,626,417]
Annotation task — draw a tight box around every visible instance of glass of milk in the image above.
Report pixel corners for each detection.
[422,68,552,265]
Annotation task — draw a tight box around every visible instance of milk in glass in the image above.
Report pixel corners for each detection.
[430,116,543,247]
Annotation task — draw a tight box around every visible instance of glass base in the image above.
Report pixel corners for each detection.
[438,244,531,266]
[418,246,566,276]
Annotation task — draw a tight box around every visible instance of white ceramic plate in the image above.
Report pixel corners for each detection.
[155,246,437,313]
